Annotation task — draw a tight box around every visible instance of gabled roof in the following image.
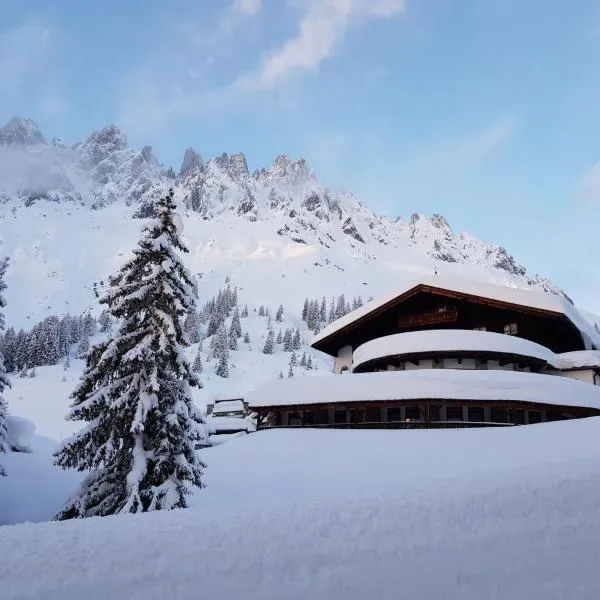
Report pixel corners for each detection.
[312,274,600,352]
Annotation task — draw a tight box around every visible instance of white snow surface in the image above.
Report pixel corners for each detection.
[352,329,558,370]
[211,399,245,415]
[555,350,600,370]
[3,420,600,598]
[207,416,253,433]
[246,368,600,409]
[313,273,600,350]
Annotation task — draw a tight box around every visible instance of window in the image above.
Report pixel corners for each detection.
[473,326,486,331]
[527,410,542,424]
[365,407,381,422]
[432,358,444,369]
[468,406,485,422]
[475,359,488,370]
[503,323,518,335]
[303,411,314,425]
[314,410,329,425]
[405,406,421,420]
[334,410,347,424]
[388,407,402,422]
[288,412,302,426]
[446,406,463,421]
[491,408,508,423]
[457,358,463,365]
[512,409,525,425]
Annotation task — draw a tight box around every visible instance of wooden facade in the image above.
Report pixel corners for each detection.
[312,285,585,356]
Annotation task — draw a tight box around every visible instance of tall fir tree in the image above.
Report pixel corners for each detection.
[243,331,250,343]
[283,328,293,351]
[192,347,203,374]
[53,190,206,519]
[306,355,313,370]
[230,306,242,338]
[228,324,238,351]
[0,258,11,476]
[215,351,229,378]
[262,329,274,354]
[275,304,284,322]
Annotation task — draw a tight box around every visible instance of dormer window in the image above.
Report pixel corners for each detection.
[503,323,518,335]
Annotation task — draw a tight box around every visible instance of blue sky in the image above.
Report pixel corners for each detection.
[1,0,600,309]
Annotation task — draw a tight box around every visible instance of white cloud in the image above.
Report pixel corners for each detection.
[247,0,406,89]
[232,0,263,16]
[580,162,600,204]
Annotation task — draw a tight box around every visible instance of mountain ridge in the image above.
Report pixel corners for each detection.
[0,115,565,329]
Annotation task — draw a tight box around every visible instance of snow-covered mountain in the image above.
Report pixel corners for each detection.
[0,115,563,332]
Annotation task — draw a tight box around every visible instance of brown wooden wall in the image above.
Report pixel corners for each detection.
[322,290,584,354]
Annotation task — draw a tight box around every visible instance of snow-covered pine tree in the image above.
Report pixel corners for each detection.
[283,328,293,351]
[263,329,275,354]
[258,305,265,317]
[306,355,313,370]
[287,364,294,378]
[289,352,297,367]
[328,299,335,323]
[76,335,89,358]
[300,352,307,367]
[243,332,250,343]
[183,310,201,345]
[215,351,229,378]
[278,370,284,379]
[230,306,242,338]
[53,189,206,519]
[241,305,249,318]
[211,322,228,359]
[192,347,203,374]
[276,329,283,344]
[319,297,327,323]
[228,325,238,351]
[275,304,284,322]
[0,258,11,476]
[302,299,309,321]
[98,310,113,333]
[292,328,302,350]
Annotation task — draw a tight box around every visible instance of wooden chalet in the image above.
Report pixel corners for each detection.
[248,275,600,430]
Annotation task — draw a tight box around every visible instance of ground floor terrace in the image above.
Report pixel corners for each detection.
[248,369,600,431]
[255,399,600,430]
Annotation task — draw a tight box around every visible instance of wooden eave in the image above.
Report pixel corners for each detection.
[311,283,567,355]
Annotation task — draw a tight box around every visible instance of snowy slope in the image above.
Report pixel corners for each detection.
[2,420,600,599]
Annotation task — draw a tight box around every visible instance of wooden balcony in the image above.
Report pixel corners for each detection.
[398,307,458,328]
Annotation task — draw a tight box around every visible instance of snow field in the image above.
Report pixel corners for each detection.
[2,423,600,599]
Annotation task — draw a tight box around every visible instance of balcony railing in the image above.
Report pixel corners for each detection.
[398,307,458,328]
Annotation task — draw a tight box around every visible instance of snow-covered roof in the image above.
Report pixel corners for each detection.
[211,400,245,415]
[312,274,600,351]
[247,369,600,410]
[353,330,557,370]
[555,350,600,370]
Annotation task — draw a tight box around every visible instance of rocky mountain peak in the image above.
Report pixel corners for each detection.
[430,213,451,231]
[179,147,203,177]
[80,124,128,168]
[0,117,46,147]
